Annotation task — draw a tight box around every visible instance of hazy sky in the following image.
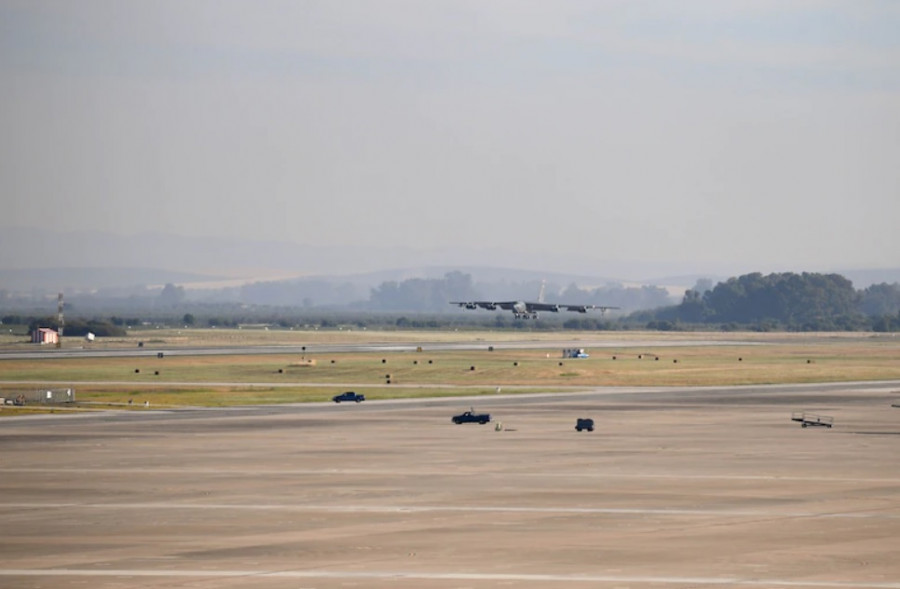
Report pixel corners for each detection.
[3,1,899,276]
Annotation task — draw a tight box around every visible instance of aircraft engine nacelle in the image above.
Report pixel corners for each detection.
[478,303,497,310]
[465,304,478,310]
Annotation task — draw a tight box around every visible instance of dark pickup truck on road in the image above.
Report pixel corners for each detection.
[332,391,365,403]
[451,410,491,424]
[575,418,594,432]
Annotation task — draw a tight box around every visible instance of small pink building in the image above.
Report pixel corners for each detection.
[32,328,59,345]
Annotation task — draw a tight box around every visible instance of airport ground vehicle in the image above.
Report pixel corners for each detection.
[452,410,491,424]
[575,418,594,432]
[333,391,365,403]
[791,411,832,428]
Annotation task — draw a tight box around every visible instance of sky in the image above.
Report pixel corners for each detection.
[2,1,899,278]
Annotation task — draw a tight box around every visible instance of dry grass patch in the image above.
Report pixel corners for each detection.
[2,332,899,409]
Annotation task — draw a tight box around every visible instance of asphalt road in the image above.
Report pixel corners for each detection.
[0,337,759,360]
[2,381,900,588]
[2,380,899,427]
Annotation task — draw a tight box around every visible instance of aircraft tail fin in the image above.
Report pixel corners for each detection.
[538,280,546,303]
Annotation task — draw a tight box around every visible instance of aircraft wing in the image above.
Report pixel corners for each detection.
[452,301,618,314]
[450,301,510,311]
[560,304,620,314]
[524,302,560,312]
[493,302,521,310]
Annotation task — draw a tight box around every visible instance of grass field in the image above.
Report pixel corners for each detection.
[2,329,899,412]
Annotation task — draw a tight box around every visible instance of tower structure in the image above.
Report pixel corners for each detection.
[57,292,64,348]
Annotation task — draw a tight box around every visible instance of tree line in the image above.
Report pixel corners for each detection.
[636,272,900,331]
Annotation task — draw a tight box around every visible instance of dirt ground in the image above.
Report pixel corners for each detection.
[1,383,899,588]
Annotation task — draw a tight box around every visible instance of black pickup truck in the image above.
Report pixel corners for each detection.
[575,418,594,432]
[332,391,365,403]
[451,410,491,424]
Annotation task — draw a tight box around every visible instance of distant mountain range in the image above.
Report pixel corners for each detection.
[1,226,897,295]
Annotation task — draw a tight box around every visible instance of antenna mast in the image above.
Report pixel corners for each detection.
[57,292,64,348]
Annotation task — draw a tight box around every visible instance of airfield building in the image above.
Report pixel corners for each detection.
[31,328,59,345]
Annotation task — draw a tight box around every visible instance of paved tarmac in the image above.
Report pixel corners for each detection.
[0,337,758,360]
[2,383,900,588]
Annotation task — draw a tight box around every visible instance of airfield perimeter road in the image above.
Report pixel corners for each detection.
[2,382,900,588]
[0,337,761,360]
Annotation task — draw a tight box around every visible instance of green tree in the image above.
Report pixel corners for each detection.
[859,283,900,316]
[701,272,859,328]
[678,289,709,323]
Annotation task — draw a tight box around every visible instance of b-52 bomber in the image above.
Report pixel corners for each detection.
[451,283,618,320]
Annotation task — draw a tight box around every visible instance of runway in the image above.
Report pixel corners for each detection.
[2,568,899,587]
[2,382,899,588]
